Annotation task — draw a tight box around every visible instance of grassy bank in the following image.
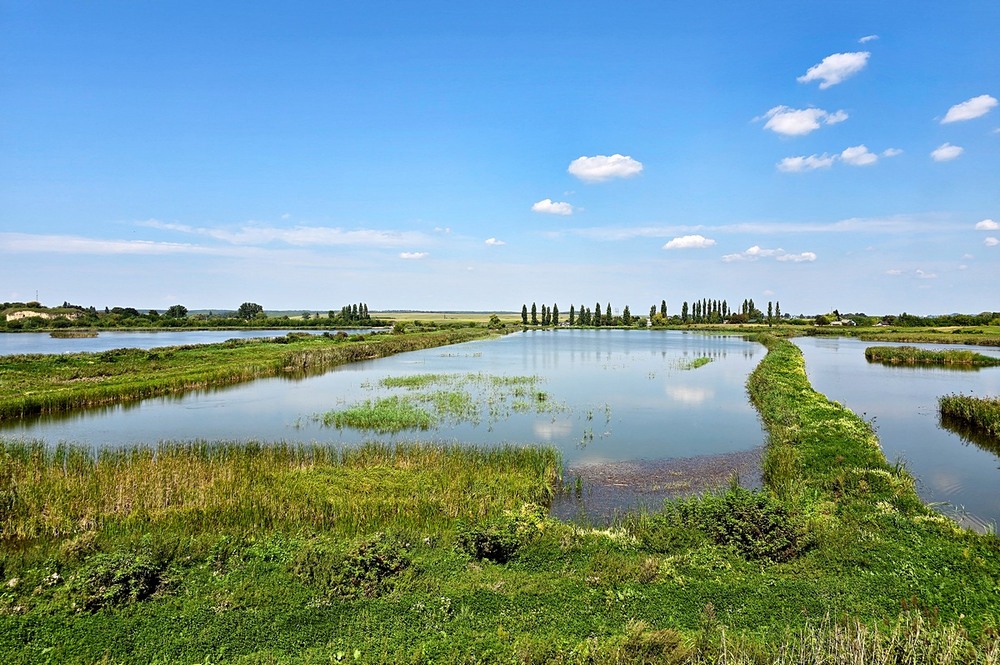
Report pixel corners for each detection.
[0,328,493,422]
[1,336,999,663]
[864,345,1000,367]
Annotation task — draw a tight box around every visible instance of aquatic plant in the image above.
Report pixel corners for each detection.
[864,345,1000,367]
[939,393,1000,439]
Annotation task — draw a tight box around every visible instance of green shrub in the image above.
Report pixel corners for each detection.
[292,532,411,599]
[456,503,547,563]
[68,550,163,611]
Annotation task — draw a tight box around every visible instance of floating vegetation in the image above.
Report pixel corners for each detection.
[865,345,1000,368]
[49,330,98,338]
[319,372,564,432]
[938,394,1000,441]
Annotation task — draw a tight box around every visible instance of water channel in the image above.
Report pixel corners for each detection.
[3,330,998,526]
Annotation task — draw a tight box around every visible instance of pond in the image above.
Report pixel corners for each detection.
[1,329,767,519]
[794,336,1000,531]
[0,329,380,356]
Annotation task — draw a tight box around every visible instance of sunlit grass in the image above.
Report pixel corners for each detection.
[865,345,1000,367]
[939,394,1000,439]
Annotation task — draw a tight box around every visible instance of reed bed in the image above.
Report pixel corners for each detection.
[0,328,492,422]
[0,439,561,542]
[939,394,1000,439]
[864,345,1000,367]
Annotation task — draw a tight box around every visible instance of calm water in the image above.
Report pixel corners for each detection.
[0,329,379,356]
[794,337,1000,530]
[1,330,765,470]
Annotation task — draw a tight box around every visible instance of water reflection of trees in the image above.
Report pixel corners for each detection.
[939,414,1000,457]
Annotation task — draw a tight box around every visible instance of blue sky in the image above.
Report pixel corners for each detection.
[1,2,997,315]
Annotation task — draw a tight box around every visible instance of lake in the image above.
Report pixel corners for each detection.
[0,329,379,356]
[0,329,767,519]
[794,336,1000,531]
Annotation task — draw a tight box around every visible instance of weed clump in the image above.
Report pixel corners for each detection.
[456,503,547,563]
[68,550,163,611]
[292,532,411,599]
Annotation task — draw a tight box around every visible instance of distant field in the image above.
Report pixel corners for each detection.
[373,311,520,324]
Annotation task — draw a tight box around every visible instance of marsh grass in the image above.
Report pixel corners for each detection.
[0,439,561,542]
[939,394,1000,439]
[319,372,562,432]
[864,345,1000,367]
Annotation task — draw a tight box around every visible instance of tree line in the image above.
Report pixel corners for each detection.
[519,297,782,327]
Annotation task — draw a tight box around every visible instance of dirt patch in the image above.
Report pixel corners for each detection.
[551,447,763,524]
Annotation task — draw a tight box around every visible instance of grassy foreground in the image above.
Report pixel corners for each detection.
[1,336,999,663]
[0,328,493,422]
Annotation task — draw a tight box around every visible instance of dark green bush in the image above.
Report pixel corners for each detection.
[69,551,163,611]
[291,532,410,599]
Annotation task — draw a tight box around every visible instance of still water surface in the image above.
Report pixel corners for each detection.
[1,330,765,470]
[794,337,1000,530]
[0,329,376,356]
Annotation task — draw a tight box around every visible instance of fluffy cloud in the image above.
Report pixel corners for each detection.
[840,145,878,166]
[882,148,903,157]
[941,94,998,123]
[484,237,506,246]
[759,106,848,136]
[797,52,870,89]
[776,154,835,172]
[567,154,644,182]
[975,219,999,230]
[662,234,716,250]
[931,143,963,162]
[399,252,428,259]
[859,35,879,43]
[722,245,816,262]
[531,199,575,215]
[986,237,999,247]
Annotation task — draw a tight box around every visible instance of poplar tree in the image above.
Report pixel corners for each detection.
[569,305,575,325]
[531,303,538,325]
[605,303,612,325]
[767,301,774,326]
[593,302,602,326]
[552,304,559,326]
[521,304,528,324]
[660,300,667,318]
[622,305,631,325]
[682,301,689,322]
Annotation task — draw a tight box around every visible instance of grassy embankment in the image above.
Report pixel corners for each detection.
[864,346,1000,367]
[0,327,494,422]
[1,335,999,662]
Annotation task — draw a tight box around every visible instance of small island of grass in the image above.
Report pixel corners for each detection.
[864,345,1000,367]
[939,393,1000,439]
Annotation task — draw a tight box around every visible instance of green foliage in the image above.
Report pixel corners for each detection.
[939,393,1000,439]
[456,503,546,563]
[67,550,163,611]
[292,532,411,599]
[236,302,264,320]
[865,345,1000,367]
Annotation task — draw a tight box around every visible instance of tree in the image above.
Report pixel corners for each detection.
[650,305,656,321]
[569,305,575,325]
[521,304,528,325]
[552,303,559,326]
[163,305,187,318]
[593,302,602,326]
[775,301,781,320]
[660,300,667,318]
[767,301,773,327]
[605,303,612,325]
[682,301,689,322]
[531,302,538,325]
[237,302,264,320]
[622,305,631,325]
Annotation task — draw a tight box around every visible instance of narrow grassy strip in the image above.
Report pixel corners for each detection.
[864,345,1000,367]
[0,328,493,421]
[322,396,435,432]
[939,394,1000,438]
[0,440,561,542]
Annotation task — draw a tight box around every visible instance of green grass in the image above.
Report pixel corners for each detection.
[865,345,1000,367]
[2,335,1000,663]
[939,394,1000,439]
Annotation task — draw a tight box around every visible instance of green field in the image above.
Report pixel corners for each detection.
[1,332,999,663]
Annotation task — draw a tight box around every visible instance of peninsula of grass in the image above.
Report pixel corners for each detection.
[864,344,1000,367]
[0,327,494,422]
[939,393,1000,439]
[1,336,999,663]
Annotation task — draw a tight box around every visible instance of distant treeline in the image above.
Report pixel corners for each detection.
[0,301,388,330]
[519,297,780,326]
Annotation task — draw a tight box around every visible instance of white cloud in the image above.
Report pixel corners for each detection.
[777,251,818,262]
[840,145,878,166]
[567,154,644,182]
[138,219,428,247]
[986,237,999,247]
[484,237,506,246]
[662,234,716,250]
[0,232,216,256]
[722,245,816,262]
[975,219,999,230]
[931,143,963,162]
[399,252,428,260]
[531,198,575,215]
[797,52,870,89]
[916,269,937,279]
[882,148,903,157]
[886,269,903,276]
[433,226,452,234]
[777,154,836,172]
[759,106,848,136]
[859,35,879,43]
[941,94,998,123]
